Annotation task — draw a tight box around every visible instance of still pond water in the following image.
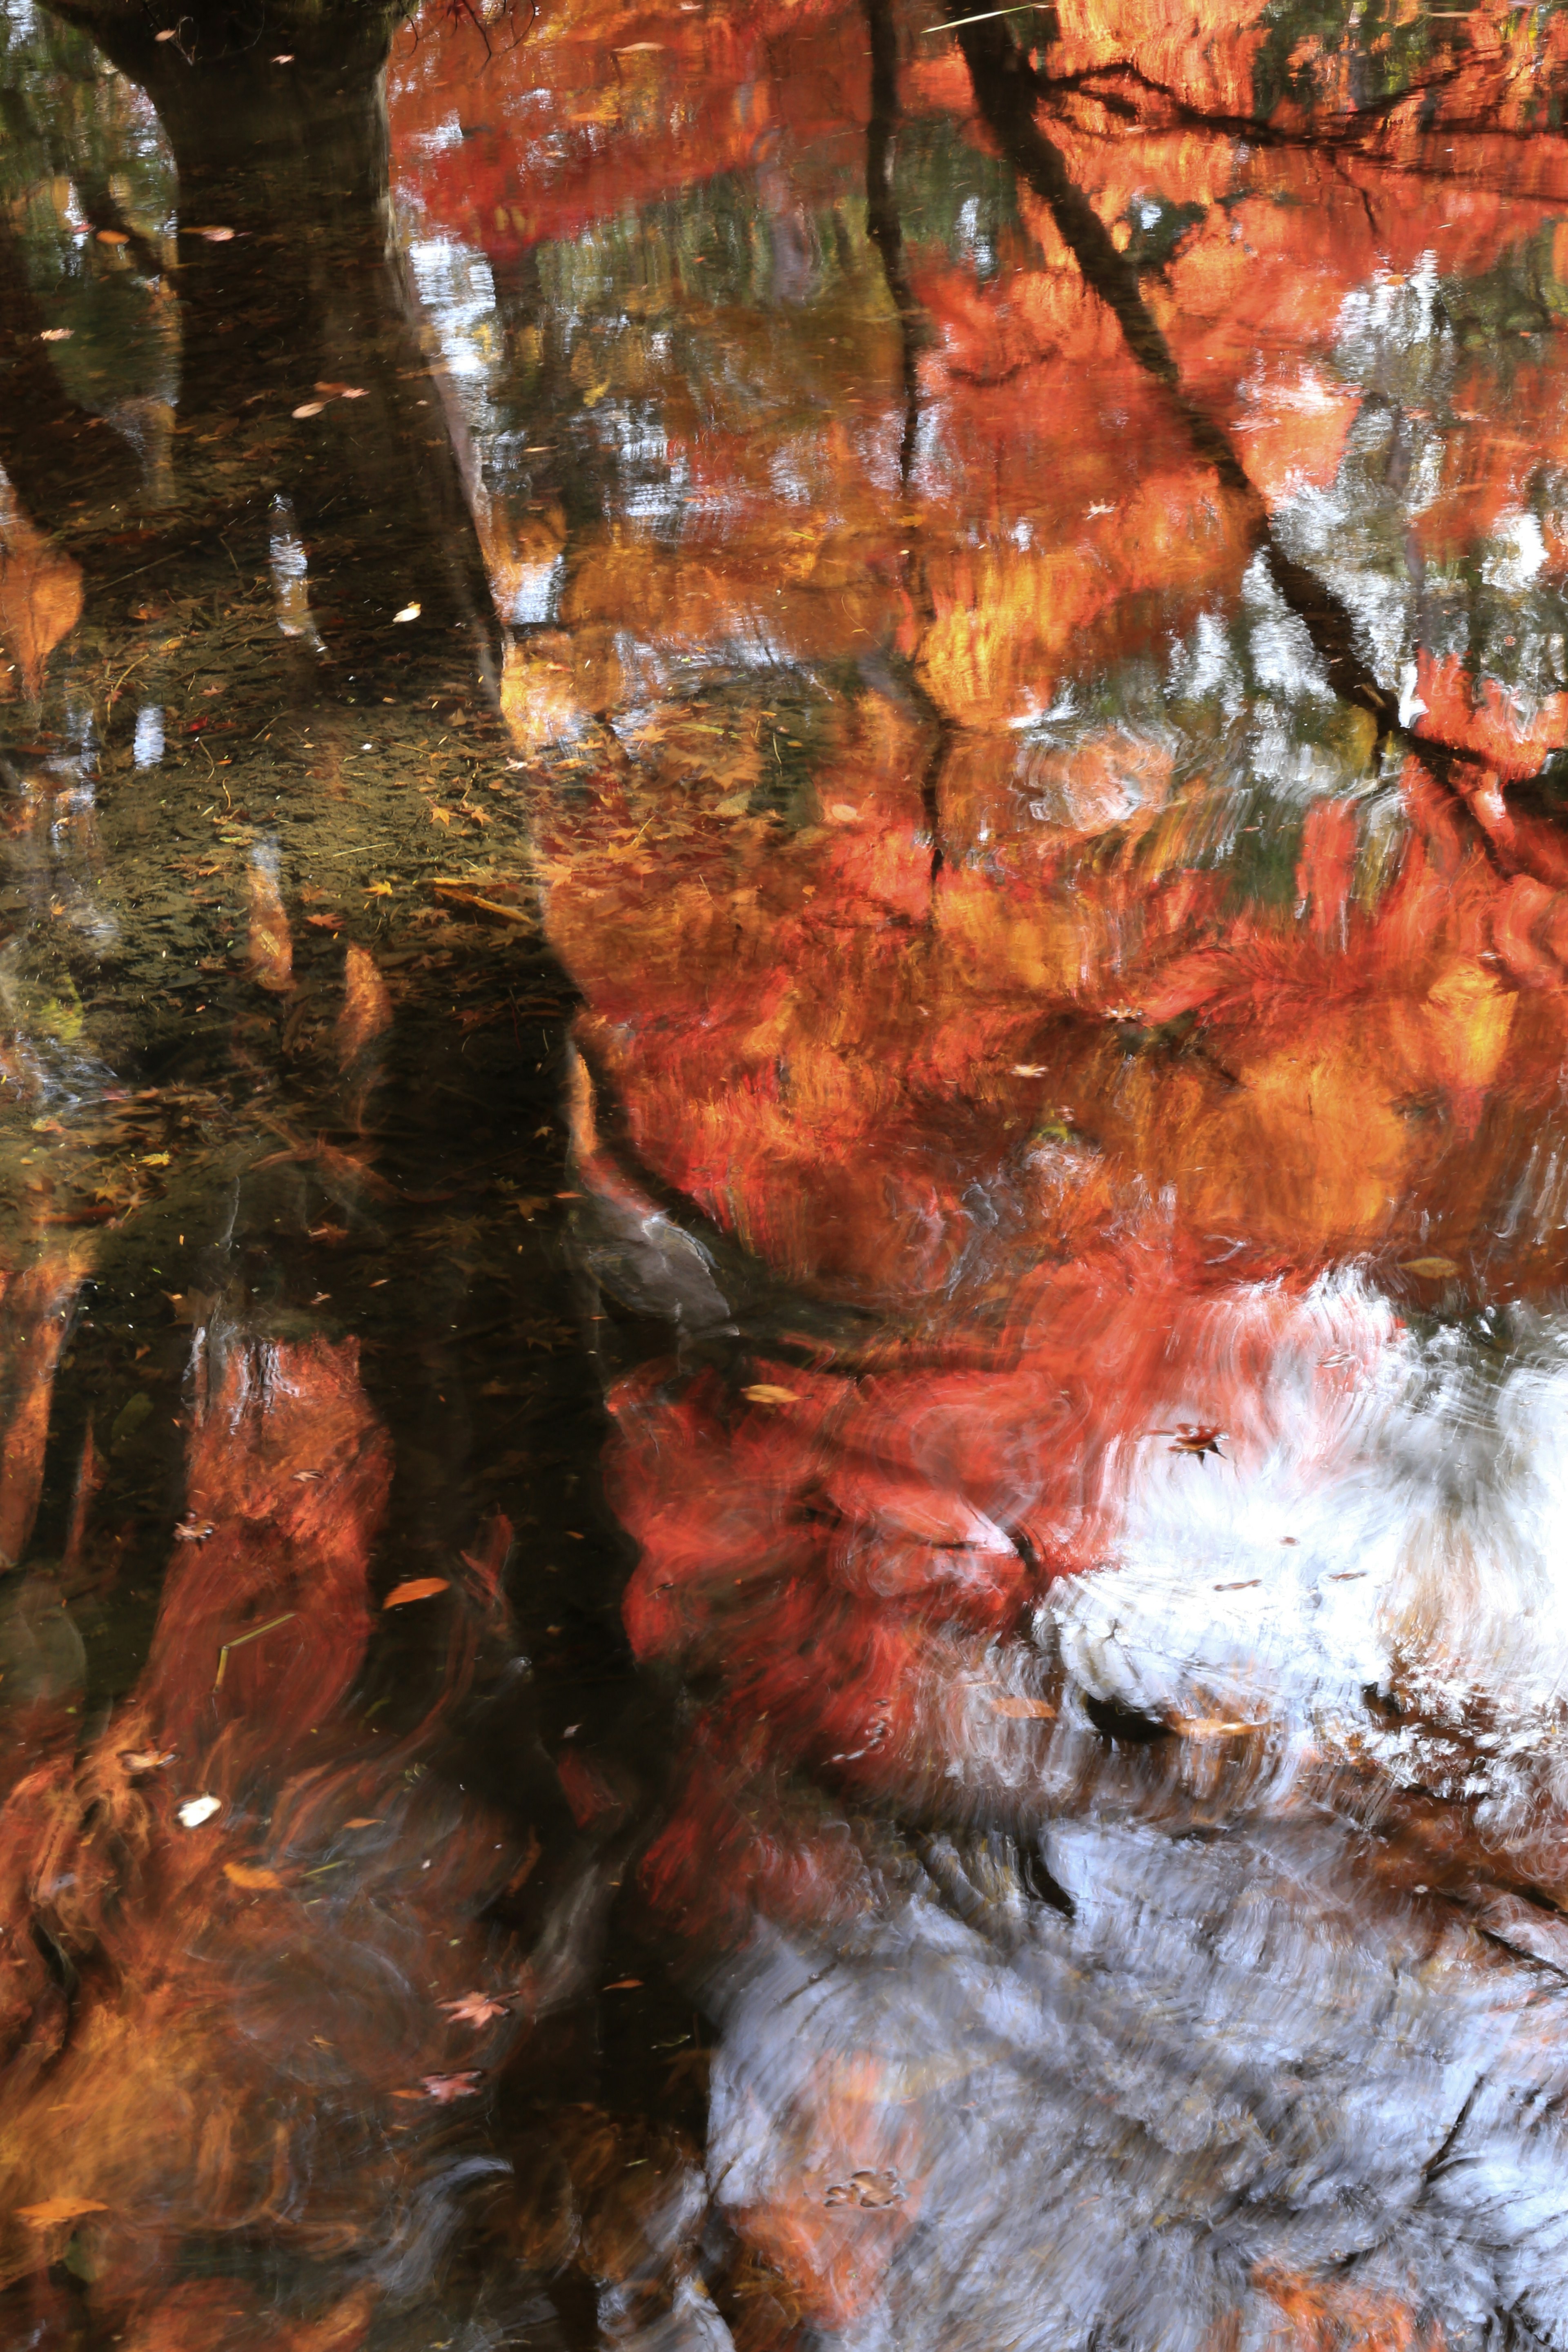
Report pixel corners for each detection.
[2,0,1568,2345]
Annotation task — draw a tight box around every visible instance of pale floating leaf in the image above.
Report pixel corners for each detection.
[177,1794,221,1829]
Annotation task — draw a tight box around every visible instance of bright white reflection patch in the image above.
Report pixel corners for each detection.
[132,704,164,767]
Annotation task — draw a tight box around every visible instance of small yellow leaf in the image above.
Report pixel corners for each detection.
[95,229,129,245]
[1011,1064,1049,1078]
[742,1383,798,1407]
[1400,1256,1461,1279]
[364,880,393,898]
[393,601,421,623]
[141,1151,171,1167]
[430,807,454,827]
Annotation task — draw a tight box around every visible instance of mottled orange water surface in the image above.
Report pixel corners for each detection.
[3,0,1568,2344]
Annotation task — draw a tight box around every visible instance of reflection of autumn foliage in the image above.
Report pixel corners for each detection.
[0,481,81,701]
[390,0,863,258]
[542,729,1568,1301]
[0,1329,531,2343]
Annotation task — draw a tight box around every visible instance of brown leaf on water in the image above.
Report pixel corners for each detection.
[441,1990,510,2027]
[247,858,293,993]
[1401,1256,1461,1279]
[338,943,392,1065]
[306,912,343,930]
[988,1696,1056,1719]
[223,1862,285,1891]
[416,2071,481,2102]
[742,1384,798,1407]
[120,1747,175,1773]
[95,228,129,244]
[382,1577,450,1608]
[16,2198,108,2228]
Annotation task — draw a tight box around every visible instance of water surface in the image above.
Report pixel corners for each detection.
[3,2,1568,2346]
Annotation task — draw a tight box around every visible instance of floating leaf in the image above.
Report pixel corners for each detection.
[417,2071,481,2102]
[38,328,72,343]
[1011,1064,1049,1078]
[292,401,325,419]
[95,229,128,244]
[177,1795,221,1829]
[441,1990,510,2026]
[604,1978,643,1990]
[223,1862,284,1891]
[989,1696,1056,1719]
[16,2199,107,2229]
[392,602,421,623]
[365,880,394,898]
[383,1577,450,1608]
[1401,1256,1461,1278]
[121,1747,174,1773]
[140,1151,171,1167]
[742,1383,798,1406]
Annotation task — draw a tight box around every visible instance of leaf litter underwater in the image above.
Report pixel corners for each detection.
[7,0,1568,2348]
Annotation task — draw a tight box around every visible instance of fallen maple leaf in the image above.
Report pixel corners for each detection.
[305,912,343,929]
[441,1990,510,2027]
[418,2071,481,2102]
[223,1862,284,1891]
[364,881,393,898]
[382,1577,450,1608]
[16,2198,107,2229]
